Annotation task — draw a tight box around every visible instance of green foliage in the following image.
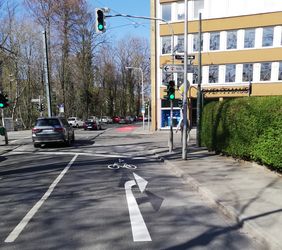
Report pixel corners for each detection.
[201,96,282,170]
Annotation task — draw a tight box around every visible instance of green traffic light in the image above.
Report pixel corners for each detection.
[0,103,4,108]
[98,23,104,31]
[169,94,175,100]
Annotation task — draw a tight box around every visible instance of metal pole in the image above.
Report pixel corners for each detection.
[148,101,150,130]
[182,0,189,160]
[1,109,8,144]
[168,17,175,153]
[141,68,145,130]
[196,12,202,147]
[42,30,52,117]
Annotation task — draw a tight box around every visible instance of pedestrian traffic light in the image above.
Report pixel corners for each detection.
[0,93,9,108]
[168,80,175,100]
[95,8,106,33]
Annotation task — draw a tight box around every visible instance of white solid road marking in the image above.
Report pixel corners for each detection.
[125,174,151,242]
[4,154,78,243]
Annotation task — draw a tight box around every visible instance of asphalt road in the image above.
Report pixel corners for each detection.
[0,125,264,250]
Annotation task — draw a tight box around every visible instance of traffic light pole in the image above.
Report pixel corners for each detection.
[1,109,8,145]
[42,31,52,117]
[182,0,189,160]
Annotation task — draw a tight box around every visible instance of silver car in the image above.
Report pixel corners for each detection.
[32,117,74,147]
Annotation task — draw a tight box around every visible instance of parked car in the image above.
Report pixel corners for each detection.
[83,120,101,130]
[119,117,127,124]
[32,117,74,147]
[67,117,84,128]
[112,116,121,123]
[101,116,113,124]
[88,116,102,128]
[125,116,133,124]
[137,116,144,121]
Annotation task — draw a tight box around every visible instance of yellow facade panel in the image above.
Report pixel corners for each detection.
[160,12,282,35]
[252,83,282,96]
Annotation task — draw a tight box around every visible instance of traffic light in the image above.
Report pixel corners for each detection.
[168,80,175,100]
[95,8,106,33]
[0,93,9,108]
[40,103,45,111]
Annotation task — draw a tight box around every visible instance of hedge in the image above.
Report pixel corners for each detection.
[200,96,282,170]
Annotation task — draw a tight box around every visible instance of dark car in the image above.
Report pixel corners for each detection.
[83,120,101,130]
[32,117,74,147]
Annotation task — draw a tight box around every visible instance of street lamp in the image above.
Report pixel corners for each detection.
[125,66,144,130]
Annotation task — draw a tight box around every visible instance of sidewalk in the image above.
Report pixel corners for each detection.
[148,129,282,250]
[0,130,31,155]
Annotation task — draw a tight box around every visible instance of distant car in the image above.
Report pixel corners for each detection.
[83,120,102,130]
[67,117,84,128]
[137,116,143,121]
[101,116,113,124]
[119,117,127,124]
[125,116,133,124]
[112,116,121,123]
[87,116,102,128]
[32,117,74,147]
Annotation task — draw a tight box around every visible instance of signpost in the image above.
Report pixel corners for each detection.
[162,64,184,73]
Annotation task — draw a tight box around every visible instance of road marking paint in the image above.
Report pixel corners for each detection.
[4,151,159,162]
[133,173,148,193]
[125,177,151,242]
[4,154,78,243]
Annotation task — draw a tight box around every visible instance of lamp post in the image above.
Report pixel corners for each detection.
[125,66,145,130]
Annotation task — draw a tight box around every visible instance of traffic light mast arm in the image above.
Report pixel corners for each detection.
[106,13,175,61]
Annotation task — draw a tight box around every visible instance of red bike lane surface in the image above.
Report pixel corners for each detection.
[115,126,138,132]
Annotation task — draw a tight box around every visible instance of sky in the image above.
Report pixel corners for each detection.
[90,0,151,41]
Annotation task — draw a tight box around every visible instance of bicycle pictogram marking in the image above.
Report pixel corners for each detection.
[107,159,137,170]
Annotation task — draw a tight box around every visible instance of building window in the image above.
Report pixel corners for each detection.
[161,109,181,127]
[176,35,184,53]
[225,64,236,82]
[161,4,171,22]
[194,0,204,19]
[227,30,237,50]
[260,62,271,81]
[177,2,185,20]
[193,34,203,52]
[209,65,219,83]
[244,29,255,48]
[193,67,202,84]
[161,36,171,54]
[210,32,220,51]
[262,27,274,47]
[279,62,282,80]
[242,63,253,82]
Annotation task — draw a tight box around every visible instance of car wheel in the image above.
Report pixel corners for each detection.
[34,143,40,148]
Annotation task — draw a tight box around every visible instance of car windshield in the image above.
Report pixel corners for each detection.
[36,119,60,126]
[68,118,75,121]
